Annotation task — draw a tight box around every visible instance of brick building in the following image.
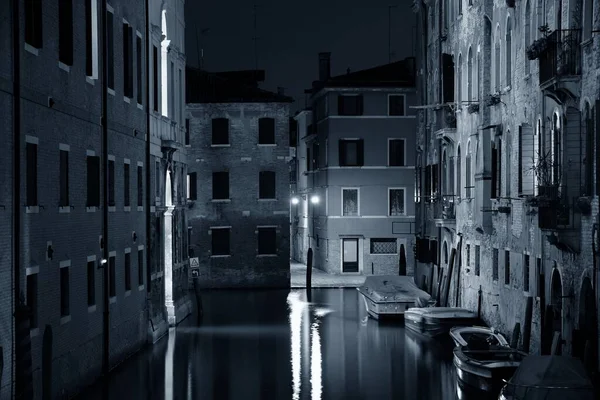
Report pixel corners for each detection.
[297,53,418,276]
[412,0,600,370]
[186,68,294,288]
[0,0,191,397]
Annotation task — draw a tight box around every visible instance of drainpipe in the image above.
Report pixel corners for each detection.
[145,0,151,295]
[100,0,110,378]
[12,0,21,395]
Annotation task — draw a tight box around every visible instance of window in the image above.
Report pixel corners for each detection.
[212,118,229,145]
[458,0,462,15]
[467,47,473,102]
[584,103,594,196]
[495,28,501,90]
[155,161,161,198]
[466,244,471,267]
[518,125,534,196]
[370,238,397,254]
[257,227,277,255]
[123,22,134,98]
[306,147,311,171]
[27,272,38,329]
[136,35,142,104]
[153,46,159,112]
[87,260,95,306]
[388,95,406,116]
[25,0,43,48]
[505,18,512,86]
[492,248,499,281]
[465,144,472,198]
[60,265,70,317]
[337,95,363,116]
[179,69,183,124]
[137,249,144,286]
[137,165,143,206]
[430,240,438,265]
[456,146,462,199]
[339,139,364,166]
[491,139,499,198]
[185,119,190,145]
[187,172,197,200]
[524,0,531,75]
[85,0,98,78]
[87,155,100,207]
[312,142,320,169]
[457,54,462,105]
[259,171,276,199]
[59,149,69,207]
[211,228,230,256]
[108,159,115,206]
[342,188,359,216]
[474,245,480,276]
[504,250,510,285]
[170,61,175,118]
[258,117,276,144]
[212,171,229,200]
[26,142,38,206]
[124,252,131,291]
[523,254,530,291]
[107,9,114,90]
[109,255,116,298]
[389,188,405,216]
[583,0,594,41]
[59,0,74,65]
[388,139,405,166]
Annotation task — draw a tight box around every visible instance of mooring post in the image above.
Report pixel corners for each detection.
[306,248,313,302]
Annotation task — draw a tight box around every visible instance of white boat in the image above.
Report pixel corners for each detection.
[450,326,528,392]
[404,307,479,337]
[356,276,431,320]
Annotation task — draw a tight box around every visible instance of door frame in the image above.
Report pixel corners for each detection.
[340,237,362,274]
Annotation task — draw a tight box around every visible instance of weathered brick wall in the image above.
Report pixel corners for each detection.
[187,102,291,288]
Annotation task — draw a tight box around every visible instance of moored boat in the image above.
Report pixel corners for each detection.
[404,307,479,337]
[356,276,431,320]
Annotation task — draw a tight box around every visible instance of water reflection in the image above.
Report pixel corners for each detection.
[78,288,474,400]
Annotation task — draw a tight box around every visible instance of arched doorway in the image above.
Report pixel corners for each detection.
[399,244,406,276]
[546,267,563,354]
[578,277,598,372]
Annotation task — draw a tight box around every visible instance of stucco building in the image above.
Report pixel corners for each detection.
[412,0,600,371]
[291,110,312,264]
[0,0,191,397]
[186,68,294,288]
[297,53,418,276]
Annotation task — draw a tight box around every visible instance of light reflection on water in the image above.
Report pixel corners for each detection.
[78,288,477,400]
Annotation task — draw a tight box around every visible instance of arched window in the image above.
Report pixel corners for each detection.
[161,9,170,117]
[494,26,501,91]
[442,150,447,195]
[524,0,531,75]
[534,119,541,195]
[467,47,473,102]
[466,141,472,198]
[583,0,593,40]
[505,17,512,86]
[457,53,462,105]
[476,46,481,101]
[505,130,512,197]
[551,113,561,185]
[457,146,462,199]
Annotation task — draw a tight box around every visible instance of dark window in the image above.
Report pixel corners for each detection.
[187,172,197,200]
[389,139,405,166]
[211,228,230,256]
[137,250,144,286]
[504,250,510,285]
[124,252,131,291]
[27,273,38,329]
[523,254,530,292]
[212,118,229,145]
[85,0,94,76]
[466,244,471,267]
[185,119,190,145]
[389,189,405,215]
[337,95,363,116]
[258,117,276,144]
[107,10,114,89]
[474,245,480,276]
[124,163,130,207]
[59,150,69,207]
[109,256,116,297]
[388,95,406,116]
[153,46,159,112]
[25,0,43,48]
[87,156,100,207]
[136,35,142,104]
[370,238,397,254]
[58,0,74,65]
[87,261,96,306]
[430,240,438,265]
[26,142,38,206]
[137,165,143,206]
[491,140,498,198]
[155,162,161,198]
[312,142,320,169]
[339,139,364,166]
[289,118,298,147]
[123,23,134,98]
[306,147,311,171]
[108,159,115,206]
[492,248,499,281]
[212,171,229,200]
[258,227,277,255]
[342,188,359,216]
[259,171,276,199]
[60,267,70,317]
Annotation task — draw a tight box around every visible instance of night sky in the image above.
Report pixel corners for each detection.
[185,0,417,110]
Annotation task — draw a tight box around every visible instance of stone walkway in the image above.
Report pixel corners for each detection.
[290,262,366,288]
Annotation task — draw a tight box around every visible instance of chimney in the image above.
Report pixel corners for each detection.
[318,52,331,82]
[277,87,285,96]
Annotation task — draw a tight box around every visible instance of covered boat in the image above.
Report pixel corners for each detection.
[449,326,528,392]
[498,355,595,400]
[404,307,479,337]
[356,276,431,320]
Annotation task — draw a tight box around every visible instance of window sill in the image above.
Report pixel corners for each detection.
[108,206,116,212]
[211,144,230,148]
[211,254,231,258]
[257,254,277,257]
[124,290,131,297]
[88,305,97,313]
[86,206,97,213]
[59,206,70,213]
[58,62,71,72]
[340,215,360,218]
[124,96,131,104]
[211,199,231,203]
[86,76,95,86]
[258,198,277,202]
[30,328,39,338]
[109,296,117,304]
[258,144,277,147]
[25,206,39,214]
[138,284,145,291]
[185,144,191,148]
[137,103,143,110]
[124,206,131,212]
[137,206,144,211]
[370,253,397,256]
[108,88,116,96]
[60,315,71,325]
[24,43,39,56]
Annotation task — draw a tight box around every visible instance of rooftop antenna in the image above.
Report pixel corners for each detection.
[253,5,261,71]
[388,5,397,63]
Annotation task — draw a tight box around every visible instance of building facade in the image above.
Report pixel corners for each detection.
[413,0,600,371]
[186,68,294,288]
[0,0,191,397]
[291,110,312,264]
[299,53,418,276]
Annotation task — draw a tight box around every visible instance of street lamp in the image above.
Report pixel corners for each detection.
[291,197,299,205]
[310,195,319,204]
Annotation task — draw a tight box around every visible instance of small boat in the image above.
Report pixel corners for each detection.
[498,355,595,400]
[356,275,431,320]
[404,307,479,337]
[449,326,528,392]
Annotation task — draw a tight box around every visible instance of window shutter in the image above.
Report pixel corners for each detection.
[189,173,197,200]
[357,139,364,166]
[596,101,600,196]
[520,125,534,195]
[491,144,497,198]
[338,140,345,166]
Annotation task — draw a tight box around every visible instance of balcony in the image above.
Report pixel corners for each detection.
[433,194,456,229]
[538,29,582,95]
[434,106,457,145]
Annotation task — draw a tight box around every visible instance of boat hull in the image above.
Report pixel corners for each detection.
[358,290,413,319]
[454,360,518,392]
[405,314,479,337]
[453,348,526,392]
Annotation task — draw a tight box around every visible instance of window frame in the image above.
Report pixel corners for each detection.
[257,226,278,256]
[341,187,360,217]
[210,227,231,256]
[212,171,230,200]
[388,187,407,216]
[258,117,276,145]
[387,94,406,116]
[258,170,276,200]
[388,138,406,167]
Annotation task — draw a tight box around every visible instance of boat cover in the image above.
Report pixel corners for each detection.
[405,307,478,320]
[358,276,431,303]
[503,355,595,399]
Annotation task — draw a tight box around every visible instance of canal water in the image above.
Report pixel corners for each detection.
[79,288,495,400]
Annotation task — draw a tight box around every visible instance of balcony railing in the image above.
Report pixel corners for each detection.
[433,194,456,220]
[539,29,582,87]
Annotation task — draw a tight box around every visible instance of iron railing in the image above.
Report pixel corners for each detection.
[433,194,456,220]
[539,29,582,87]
